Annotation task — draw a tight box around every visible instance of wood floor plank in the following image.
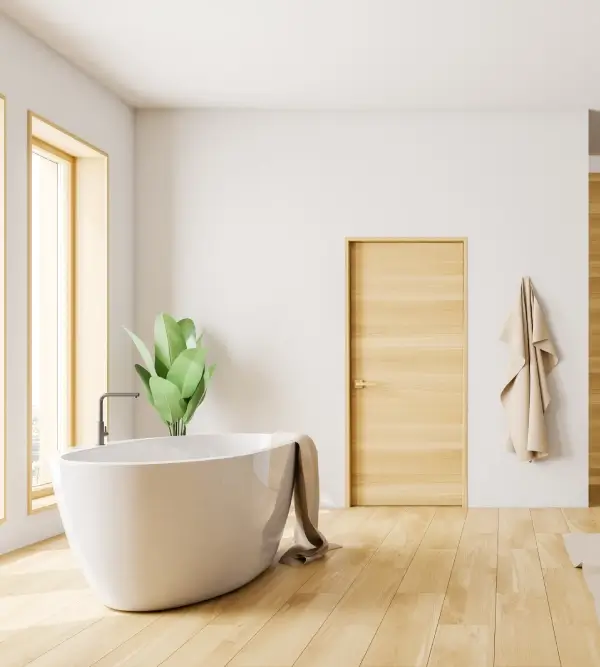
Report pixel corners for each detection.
[1,508,599,667]
[562,508,599,533]
[0,536,106,664]
[495,509,560,667]
[0,536,67,568]
[359,509,463,667]
[291,508,432,667]
[228,507,413,667]
[361,593,443,667]
[349,509,440,667]
[226,591,340,667]
[427,625,493,667]
[588,506,600,526]
[396,548,456,596]
[91,603,221,667]
[438,532,497,626]
[542,554,600,667]
[0,592,109,667]
[543,568,598,626]
[461,508,498,536]
[536,533,574,570]
[534,509,600,667]
[156,564,315,667]
[160,508,397,667]
[418,508,465,550]
[0,535,89,648]
[530,508,568,534]
[494,595,560,667]
[0,576,89,642]
[0,548,84,601]
[496,545,547,598]
[293,508,407,598]
[425,508,498,667]
[498,509,537,550]
[1,512,336,667]
[552,624,600,667]
[24,609,161,667]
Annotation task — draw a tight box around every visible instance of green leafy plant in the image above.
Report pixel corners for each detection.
[125,314,215,435]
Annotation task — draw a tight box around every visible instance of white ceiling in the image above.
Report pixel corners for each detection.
[3,0,600,110]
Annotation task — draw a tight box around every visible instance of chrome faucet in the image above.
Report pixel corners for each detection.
[98,392,140,446]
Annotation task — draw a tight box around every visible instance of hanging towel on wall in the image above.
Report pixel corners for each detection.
[273,433,340,565]
[500,277,558,461]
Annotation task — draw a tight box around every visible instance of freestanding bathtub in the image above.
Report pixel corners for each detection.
[53,433,296,612]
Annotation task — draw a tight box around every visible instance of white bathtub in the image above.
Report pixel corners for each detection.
[53,434,296,612]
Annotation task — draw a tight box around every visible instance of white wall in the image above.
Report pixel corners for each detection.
[0,15,135,553]
[135,110,589,508]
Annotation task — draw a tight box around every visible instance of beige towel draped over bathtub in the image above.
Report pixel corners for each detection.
[500,277,558,461]
[273,433,339,565]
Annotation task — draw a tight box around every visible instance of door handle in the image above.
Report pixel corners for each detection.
[354,379,376,389]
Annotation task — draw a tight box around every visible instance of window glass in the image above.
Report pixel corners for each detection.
[31,146,72,490]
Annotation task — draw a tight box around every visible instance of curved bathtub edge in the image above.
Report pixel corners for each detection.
[54,434,297,612]
[103,560,275,612]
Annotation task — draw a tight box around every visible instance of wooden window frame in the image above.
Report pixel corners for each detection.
[27,111,109,515]
[0,94,5,524]
[28,133,77,513]
[31,483,54,501]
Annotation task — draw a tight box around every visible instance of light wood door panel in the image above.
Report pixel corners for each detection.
[349,240,466,506]
[590,176,600,505]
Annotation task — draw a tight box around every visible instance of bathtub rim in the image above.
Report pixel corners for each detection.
[58,434,296,468]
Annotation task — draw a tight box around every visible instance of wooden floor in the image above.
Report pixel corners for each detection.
[1,508,600,666]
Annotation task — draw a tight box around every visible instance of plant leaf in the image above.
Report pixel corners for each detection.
[149,376,186,424]
[183,376,207,424]
[124,327,156,376]
[134,364,154,405]
[155,357,169,378]
[154,313,186,372]
[182,361,215,424]
[166,348,206,399]
[178,318,197,349]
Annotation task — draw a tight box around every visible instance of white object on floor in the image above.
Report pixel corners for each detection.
[563,533,600,618]
[53,433,295,612]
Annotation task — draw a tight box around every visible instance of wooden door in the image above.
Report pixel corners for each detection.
[349,240,466,506]
[590,175,600,505]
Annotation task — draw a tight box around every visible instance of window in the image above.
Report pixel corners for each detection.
[28,113,108,513]
[30,139,74,501]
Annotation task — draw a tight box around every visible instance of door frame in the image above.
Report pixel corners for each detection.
[345,237,469,508]
[590,174,600,505]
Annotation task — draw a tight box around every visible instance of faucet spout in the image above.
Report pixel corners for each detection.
[98,392,140,446]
